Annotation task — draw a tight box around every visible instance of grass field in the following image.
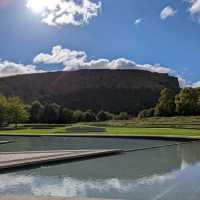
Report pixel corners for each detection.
[0,116,200,137]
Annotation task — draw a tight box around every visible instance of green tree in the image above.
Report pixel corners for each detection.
[175,88,199,116]
[29,101,44,123]
[72,110,84,122]
[43,103,60,123]
[83,110,96,122]
[195,88,200,112]
[96,111,113,121]
[7,96,29,128]
[59,107,73,123]
[138,108,155,118]
[0,95,9,126]
[154,88,176,117]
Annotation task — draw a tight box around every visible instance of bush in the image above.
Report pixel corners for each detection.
[138,108,155,118]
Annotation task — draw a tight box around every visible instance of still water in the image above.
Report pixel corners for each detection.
[0,136,200,200]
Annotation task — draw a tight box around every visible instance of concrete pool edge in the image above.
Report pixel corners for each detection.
[0,196,115,200]
[0,149,123,172]
[0,141,13,145]
[0,133,199,142]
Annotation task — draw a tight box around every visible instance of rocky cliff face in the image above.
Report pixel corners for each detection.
[0,69,180,115]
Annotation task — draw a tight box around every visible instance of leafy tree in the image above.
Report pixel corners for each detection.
[195,88,200,110]
[0,95,9,126]
[96,111,113,121]
[7,96,29,128]
[138,108,154,118]
[29,101,44,123]
[43,103,60,123]
[83,110,96,122]
[154,88,176,117]
[59,107,73,123]
[175,88,199,116]
[72,110,84,122]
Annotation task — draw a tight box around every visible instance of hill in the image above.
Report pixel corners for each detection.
[0,69,180,115]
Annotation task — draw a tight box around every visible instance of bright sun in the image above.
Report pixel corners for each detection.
[26,0,54,14]
[27,0,45,13]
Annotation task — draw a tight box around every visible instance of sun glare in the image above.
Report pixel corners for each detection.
[26,0,54,14]
[27,0,45,13]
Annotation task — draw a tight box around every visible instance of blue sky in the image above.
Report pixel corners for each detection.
[0,0,200,87]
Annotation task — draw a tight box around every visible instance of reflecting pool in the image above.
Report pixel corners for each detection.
[0,137,200,200]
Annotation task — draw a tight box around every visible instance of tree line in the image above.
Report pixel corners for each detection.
[138,88,200,118]
[0,95,129,127]
[0,87,200,127]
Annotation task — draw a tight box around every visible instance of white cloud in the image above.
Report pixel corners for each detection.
[186,0,200,22]
[26,0,101,26]
[160,6,177,20]
[33,45,172,74]
[187,0,200,14]
[177,75,187,88]
[0,60,43,77]
[134,18,142,25]
[192,81,200,88]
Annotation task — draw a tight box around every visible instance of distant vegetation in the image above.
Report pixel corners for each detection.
[0,95,130,127]
[0,87,199,128]
[0,96,28,128]
[138,87,200,118]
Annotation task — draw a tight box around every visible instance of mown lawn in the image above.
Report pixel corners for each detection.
[0,123,200,137]
[106,127,200,136]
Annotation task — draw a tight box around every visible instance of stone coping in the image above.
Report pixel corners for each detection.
[0,133,199,142]
[0,196,115,200]
[0,149,122,171]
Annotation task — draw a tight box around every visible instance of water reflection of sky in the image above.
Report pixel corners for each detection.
[1,163,200,200]
[0,138,200,199]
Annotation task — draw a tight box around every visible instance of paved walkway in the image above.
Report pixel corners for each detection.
[0,149,122,171]
[0,196,113,200]
[0,141,12,145]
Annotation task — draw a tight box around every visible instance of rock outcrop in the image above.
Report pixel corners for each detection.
[0,69,180,115]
